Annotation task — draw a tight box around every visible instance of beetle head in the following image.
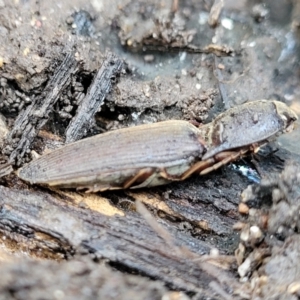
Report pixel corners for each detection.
[201,100,298,161]
[273,101,298,134]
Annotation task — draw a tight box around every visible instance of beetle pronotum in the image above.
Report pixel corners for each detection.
[18,100,298,192]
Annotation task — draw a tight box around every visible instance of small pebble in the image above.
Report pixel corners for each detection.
[249,225,263,240]
[144,55,155,63]
[196,72,203,80]
[221,18,234,30]
[181,69,187,76]
[118,114,125,121]
[66,16,74,25]
[239,203,249,214]
[179,52,186,61]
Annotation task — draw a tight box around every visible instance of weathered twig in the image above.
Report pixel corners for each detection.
[5,50,78,166]
[208,0,224,27]
[65,52,123,143]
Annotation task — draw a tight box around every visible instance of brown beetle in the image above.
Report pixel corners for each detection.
[18,100,298,191]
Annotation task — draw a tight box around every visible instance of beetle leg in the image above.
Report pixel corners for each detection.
[200,149,248,175]
[123,168,154,189]
[180,160,215,180]
[180,149,250,180]
[159,168,182,181]
[77,184,121,193]
[74,168,155,192]
[251,143,260,153]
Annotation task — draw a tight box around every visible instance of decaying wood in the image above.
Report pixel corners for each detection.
[0,184,239,294]
[5,50,78,166]
[126,171,240,238]
[65,53,124,143]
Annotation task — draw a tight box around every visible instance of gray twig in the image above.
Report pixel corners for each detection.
[5,50,78,165]
[65,52,123,143]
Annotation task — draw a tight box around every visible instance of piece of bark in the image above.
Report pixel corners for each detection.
[65,53,124,143]
[5,50,78,166]
[0,184,234,293]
